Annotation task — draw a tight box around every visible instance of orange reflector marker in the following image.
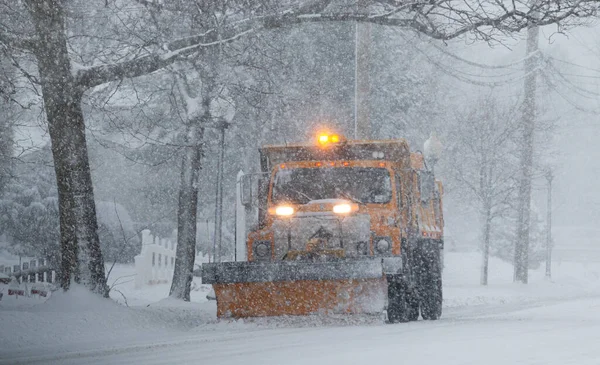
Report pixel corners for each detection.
[280,164,286,169]
[343,161,350,166]
[329,162,335,166]
[379,162,386,167]
[316,162,322,167]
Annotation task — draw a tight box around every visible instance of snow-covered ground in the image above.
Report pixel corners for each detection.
[2,252,600,364]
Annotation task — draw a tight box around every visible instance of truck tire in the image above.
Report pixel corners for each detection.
[419,248,443,320]
[386,276,410,323]
[408,293,420,321]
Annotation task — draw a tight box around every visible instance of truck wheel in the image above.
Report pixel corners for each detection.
[386,277,410,323]
[420,251,443,320]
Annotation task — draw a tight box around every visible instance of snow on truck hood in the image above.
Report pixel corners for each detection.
[305,199,351,205]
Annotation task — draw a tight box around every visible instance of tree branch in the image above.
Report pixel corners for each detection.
[285,0,594,41]
[74,0,595,90]
[76,29,254,90]
[73,0,336,90]
[0,30,37,52]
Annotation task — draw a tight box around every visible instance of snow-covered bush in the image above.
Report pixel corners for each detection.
[491,206,547,270]
[0,185,61,268]
[0,185,140,266]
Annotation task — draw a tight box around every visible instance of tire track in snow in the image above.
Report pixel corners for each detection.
[6,293,600,365]
[1,327,316,365]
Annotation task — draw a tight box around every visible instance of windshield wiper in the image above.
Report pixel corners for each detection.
[339,191,363,205]
[290,188,313,203]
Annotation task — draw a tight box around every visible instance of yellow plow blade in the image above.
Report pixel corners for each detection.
[214,278,386,318]
[202,259,395,318]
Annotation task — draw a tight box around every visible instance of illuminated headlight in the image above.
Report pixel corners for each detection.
[333,203,352,214]
[375,238,391,254]
[275,206,294,216]
[332,203,358,214]
[253,241,271,260]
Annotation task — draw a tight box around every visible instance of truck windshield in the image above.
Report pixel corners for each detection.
[271,167,392,204]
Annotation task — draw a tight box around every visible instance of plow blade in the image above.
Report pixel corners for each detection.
[202,259,400,318]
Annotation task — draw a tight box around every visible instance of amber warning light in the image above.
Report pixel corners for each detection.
[317,133,344,146]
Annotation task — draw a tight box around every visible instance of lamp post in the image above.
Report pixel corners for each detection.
[424,132,443,172]
[209,89,235,263]
[212,118,230,263]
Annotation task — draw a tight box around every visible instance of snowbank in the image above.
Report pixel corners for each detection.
[106,263,212,306]
[0,284,218,360]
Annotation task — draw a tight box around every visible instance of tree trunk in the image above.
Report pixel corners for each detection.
[513,22,539,284]
[480,205,492,286]
[26,0,107,296]
[0,105,13,195]
[169,50,217,300]
[545,170,553,279]
[169,123,205,300]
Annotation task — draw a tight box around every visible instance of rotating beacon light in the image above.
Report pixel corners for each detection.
[317,133,345,147]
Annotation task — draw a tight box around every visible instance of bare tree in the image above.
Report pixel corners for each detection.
[447,96,519,285]
[168,60,218,300]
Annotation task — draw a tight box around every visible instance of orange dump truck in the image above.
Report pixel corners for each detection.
[202,133,444,323]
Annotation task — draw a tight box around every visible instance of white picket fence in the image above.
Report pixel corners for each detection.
[3,280,51,299]
[135,230,177,288]
[0,258,57,284]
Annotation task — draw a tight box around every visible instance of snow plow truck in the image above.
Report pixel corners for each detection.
[202,132,444,323]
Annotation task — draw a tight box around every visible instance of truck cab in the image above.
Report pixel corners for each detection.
[247,133,443,264]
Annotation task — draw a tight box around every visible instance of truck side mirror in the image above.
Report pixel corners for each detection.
[241,174,253,207]
[420,171,435,203]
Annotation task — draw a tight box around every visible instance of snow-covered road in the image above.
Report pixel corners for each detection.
[4,295,600,365]
[3,252,600,365]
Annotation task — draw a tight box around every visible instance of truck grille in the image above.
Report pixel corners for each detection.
[272,214,371,259]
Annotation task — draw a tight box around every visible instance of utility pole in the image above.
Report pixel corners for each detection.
[545,168,553,279]
[206,219,211,263]
[514,16,540,284]
[354,1,371,140]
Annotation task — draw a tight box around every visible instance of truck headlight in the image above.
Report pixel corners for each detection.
[274,206,294,216]
[332,202,358,214]
[333,203,351,214]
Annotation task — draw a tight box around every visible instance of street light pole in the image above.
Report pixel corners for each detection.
[545,168,553,279]
[213,118,230,263]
